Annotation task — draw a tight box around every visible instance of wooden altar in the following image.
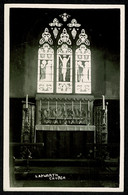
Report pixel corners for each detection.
[21,94,108,159]
[35,124,96,158]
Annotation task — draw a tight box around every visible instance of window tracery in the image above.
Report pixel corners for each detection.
[49,18,63,27]
[59,13,71,22]
[58,28,72,45]
[67,19,81,28]
[37,13,91,94]
[76,29,90,46]
[39,28,53,45]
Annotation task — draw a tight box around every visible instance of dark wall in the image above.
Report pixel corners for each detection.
[10,45,120,99]
[10,8,120,99]
[9,8,120,158]
[10,98,120,158]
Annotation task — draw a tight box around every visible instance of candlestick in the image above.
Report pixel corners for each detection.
[102,95,105,110]
[26,94,28,108]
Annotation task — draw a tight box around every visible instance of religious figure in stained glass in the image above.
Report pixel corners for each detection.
[59,55,70,82]
[40,60,52,81]
[40,60,46,80]
[37,14,91,94]
[37,43,54,93]
[57,44,72,93]
[77,61,90,82]
[75,44,91,94]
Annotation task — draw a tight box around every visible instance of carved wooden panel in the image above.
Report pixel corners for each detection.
[21,103,35,143]
[36,96,94,126]
[94,105,108,144]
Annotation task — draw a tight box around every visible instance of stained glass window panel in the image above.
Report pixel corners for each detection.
[57,44,72,93]
[37,43,54,93]
[75,44,91,94]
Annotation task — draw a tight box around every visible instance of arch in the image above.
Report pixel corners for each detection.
[37,13,91,94]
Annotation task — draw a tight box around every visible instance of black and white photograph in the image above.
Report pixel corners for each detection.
[4,4,125,192]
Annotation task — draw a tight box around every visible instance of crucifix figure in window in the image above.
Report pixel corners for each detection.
[59,55,70,81]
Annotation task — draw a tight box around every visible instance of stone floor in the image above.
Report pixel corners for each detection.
[11,178,119,188]
[10,158,119,188]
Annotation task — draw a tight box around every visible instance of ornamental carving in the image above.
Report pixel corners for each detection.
[71,28,77,39]
[57,44,72,54]
[67,19,81,28]
[39,28,53,45]
[59,13,71,22]
[38,13,91,94]
[39,100,90,125]
[76,44,91,55]
[76,29,90,46]
[58,28,71,45]
[53,27,59,39]
[39,43,54,54]
[49,18,63,27]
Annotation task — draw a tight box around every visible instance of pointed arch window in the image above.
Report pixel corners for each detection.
[57,44,72,93]
[37,43,54,93]
[75,44,91,93]
[37,13,91,94]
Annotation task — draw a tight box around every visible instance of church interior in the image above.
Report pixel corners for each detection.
[9,8,120,188]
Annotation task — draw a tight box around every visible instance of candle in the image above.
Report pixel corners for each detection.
[48,101,49,110]
[72,101,74,111]
[88,100,90,112]
[40,100,41,110]
[105,102,108,113]
[102,95,105,110]
[80,101,81,112]
[26,94,28,108]
[56,101,57,111]
[64,103,66,111]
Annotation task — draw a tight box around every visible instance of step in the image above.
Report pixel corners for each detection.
[14,158,119,167]
[14,166,119,181]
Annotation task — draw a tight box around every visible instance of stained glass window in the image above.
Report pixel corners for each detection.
[37,14,91,94]
[57,44,72,93]
[75,44,91,93]
[37,43,54,93]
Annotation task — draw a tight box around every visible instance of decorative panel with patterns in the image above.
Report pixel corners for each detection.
[21,103,35,143]
[37,13,91,94]
[36,96,94,126]
[94,105,108,144]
